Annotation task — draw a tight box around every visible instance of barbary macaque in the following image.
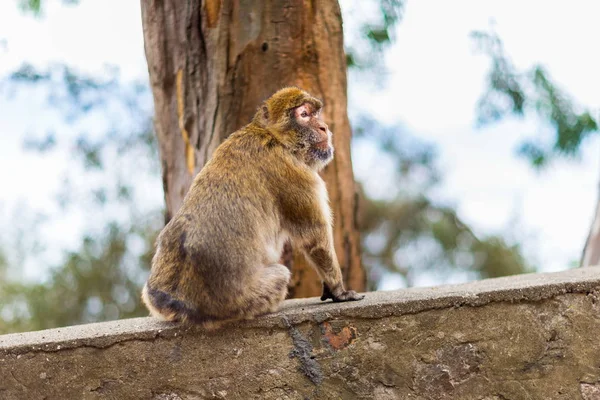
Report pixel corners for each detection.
[142,87,364,328]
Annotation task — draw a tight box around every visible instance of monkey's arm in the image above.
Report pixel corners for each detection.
[274,164,363,302]
[320,280,364,302]
[297,228,364,302]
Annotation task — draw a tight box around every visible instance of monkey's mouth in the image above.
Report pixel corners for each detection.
[315,140,330,150]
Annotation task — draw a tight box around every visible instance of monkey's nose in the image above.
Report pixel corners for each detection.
[319,126,327,133]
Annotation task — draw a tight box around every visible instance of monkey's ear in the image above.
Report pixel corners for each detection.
[262,106,270,123]
[253,103,270,127]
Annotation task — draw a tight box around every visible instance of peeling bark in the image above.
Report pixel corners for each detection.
[141,0,365,297]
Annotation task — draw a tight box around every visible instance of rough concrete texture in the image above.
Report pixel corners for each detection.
[2,267,600,399]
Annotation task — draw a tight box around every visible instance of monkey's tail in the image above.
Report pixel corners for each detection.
[141,283,217,326]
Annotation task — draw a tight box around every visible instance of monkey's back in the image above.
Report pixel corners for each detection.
[147,127,300,313]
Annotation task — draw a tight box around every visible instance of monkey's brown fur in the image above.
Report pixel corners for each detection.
[142,87,364,328]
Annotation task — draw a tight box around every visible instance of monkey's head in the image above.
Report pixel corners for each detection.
[256,87,334,170]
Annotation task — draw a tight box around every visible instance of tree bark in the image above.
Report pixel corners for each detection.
[581,188,600,267]
[140,0,365,297]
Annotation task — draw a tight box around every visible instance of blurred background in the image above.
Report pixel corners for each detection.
[0,0,598,333]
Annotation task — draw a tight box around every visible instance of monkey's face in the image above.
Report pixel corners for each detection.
[290,102,334,169]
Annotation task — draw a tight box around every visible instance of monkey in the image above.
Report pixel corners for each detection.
[141,86,364,328]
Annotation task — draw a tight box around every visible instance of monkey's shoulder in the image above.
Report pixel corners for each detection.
[217,125,280,154]
[206,127,314,184]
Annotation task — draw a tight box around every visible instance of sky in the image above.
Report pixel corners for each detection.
[0,0,599,287]
[349,0,600,286]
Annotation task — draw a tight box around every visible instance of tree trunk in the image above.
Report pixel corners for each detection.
[140,0,365,297]
[581,188,600,267]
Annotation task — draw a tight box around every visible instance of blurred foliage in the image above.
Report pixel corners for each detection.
[472,28,598,168]
[0,218,161,333]
[0,0,531,334]
[17,0,79,16]
[342,0,404,70]
[5,63,157,203]
[0,61,158,333]
[354,118,531,288]
[361,195,529,287]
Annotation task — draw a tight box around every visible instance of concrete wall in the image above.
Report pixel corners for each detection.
[2,267,600,399]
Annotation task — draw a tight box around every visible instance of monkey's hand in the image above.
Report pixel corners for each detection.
[320,283,365,302]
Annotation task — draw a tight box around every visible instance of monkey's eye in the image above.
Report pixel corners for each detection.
[301,111,309,118]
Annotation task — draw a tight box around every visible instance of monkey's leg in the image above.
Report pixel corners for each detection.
[141,283,177,321]
[237,263,291,319]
